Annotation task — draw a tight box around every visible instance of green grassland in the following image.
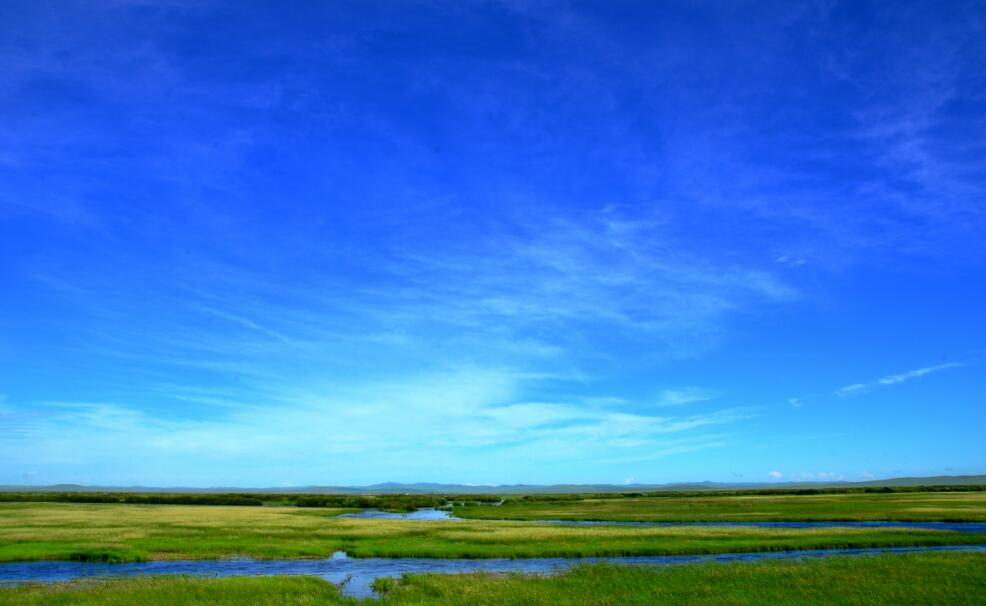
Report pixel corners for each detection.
[0,492,460,511]
[453,490,986,522]
[2,552,985,605]
[0,502,983,563]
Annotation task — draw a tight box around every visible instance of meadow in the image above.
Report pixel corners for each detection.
[453,490,986,522]
[2,552,984,605]
[0,492,459,511]
[0,501,983,563]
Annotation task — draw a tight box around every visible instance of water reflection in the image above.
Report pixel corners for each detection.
[342,508,986,534]
[539,520,986,532]
[2,545,984,599]
[338,508,458,520]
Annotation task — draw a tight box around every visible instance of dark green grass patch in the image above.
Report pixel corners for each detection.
[0,575,343,606]
[376,552,986,605]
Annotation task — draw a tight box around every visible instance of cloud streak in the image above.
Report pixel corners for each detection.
[836,362,963,397]
[655,388,720,407]
[2,1,984,485]
[0,372,759,486]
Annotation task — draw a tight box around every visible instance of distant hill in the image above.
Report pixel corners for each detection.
[2,474,985,495]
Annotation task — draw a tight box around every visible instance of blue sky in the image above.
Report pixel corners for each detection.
[1,0,984,487]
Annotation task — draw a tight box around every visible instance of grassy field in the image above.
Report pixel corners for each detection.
[0,502,983,563]
[453,491,986,522]
[2,552,984,605]
[0,576,341,606]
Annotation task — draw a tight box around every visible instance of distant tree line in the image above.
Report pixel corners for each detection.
[293,494,445,510]
[0,493,266,506]
[0,492,499,510]
[1,485,980,509]
[511,485,986,503]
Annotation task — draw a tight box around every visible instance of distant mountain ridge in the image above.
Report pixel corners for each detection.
[2,474,984,494]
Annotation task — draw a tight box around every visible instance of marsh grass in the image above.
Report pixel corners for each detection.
[0,493,449,512]
[2,552,984,605]
[453,491,986,522]
[0,575,343,605]
[376,552,986,605]
[0,503,983,563]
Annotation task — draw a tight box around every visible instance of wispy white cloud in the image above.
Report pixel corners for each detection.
[836,362,963,397]
[876,363,963,385]
[14,206,796,445]
[655,388,720,407]
[835,383,868,397]
[4,1,982,486]
[192,305,293,345]
[775,255,807,267]
[0,370,758,485]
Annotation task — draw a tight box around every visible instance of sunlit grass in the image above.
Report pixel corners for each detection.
[453,491,986,522]
[0,502,983,562]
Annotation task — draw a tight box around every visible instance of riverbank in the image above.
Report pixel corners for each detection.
[451,490,986,522]
[3,551,984,605]
[1,503,984,563]
[3,544,983,598]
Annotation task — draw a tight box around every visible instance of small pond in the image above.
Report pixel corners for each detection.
[338,508,457,520]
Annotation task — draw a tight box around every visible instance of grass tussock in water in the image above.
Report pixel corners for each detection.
[2,552,985,605]
[0,503,983,563]
[453,491,986,522]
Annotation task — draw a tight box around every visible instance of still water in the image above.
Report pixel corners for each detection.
[338,508,458,520]
[2,545,984,598]
[343,509,986,534]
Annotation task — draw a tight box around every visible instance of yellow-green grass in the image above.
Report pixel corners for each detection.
[2,552,985,605]
[453,491,986,522]
[0,502,983,563]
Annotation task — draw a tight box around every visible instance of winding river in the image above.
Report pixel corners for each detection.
[2,545,985,598]
[4,509,984,598]
[342,508,986,533]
